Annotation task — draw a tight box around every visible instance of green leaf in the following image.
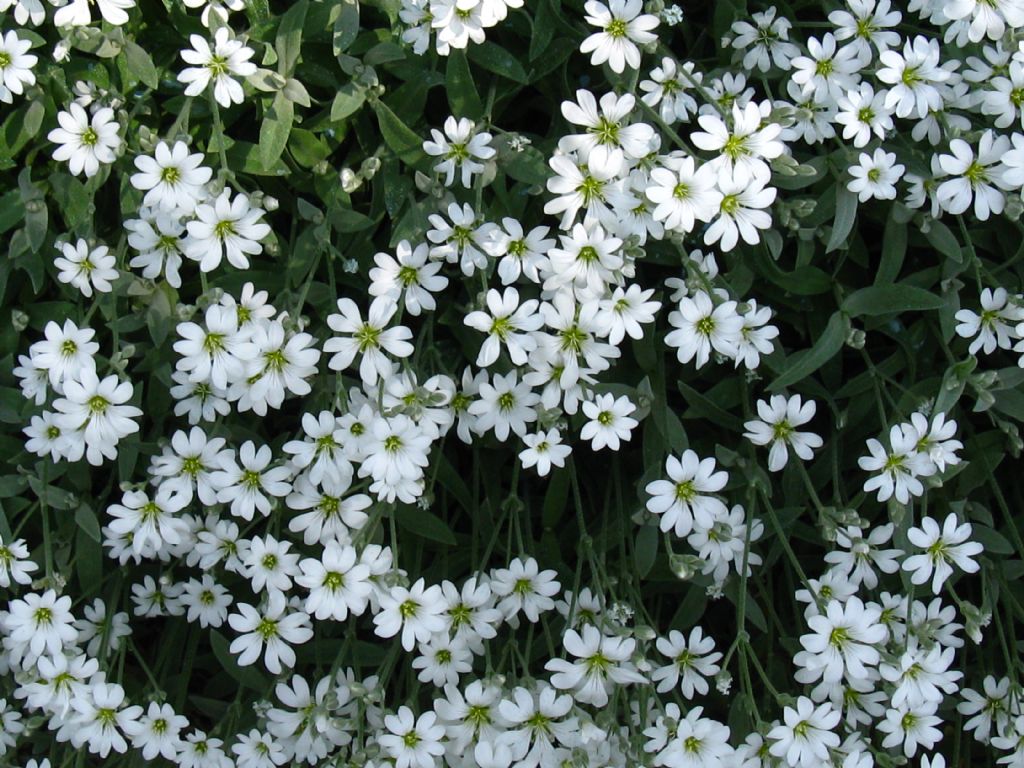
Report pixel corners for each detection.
[875,205,907,285]
[0,190,24,235]
[331,0,360,57]
[0,475,26,499]
[434,455,473,512]
[257,92,294,171]
[446,50,483,121]
[75,524,103,596]
[27,476,77,510]
[503,146,548,187]
[393,504,457,546]
[330,83,365,122]
[842,285,945,317]
[826,185,857,253]
[529,0,557,61]
[924,219,963,263]
[373,100,426,166]
[634,524,658,579]
[276,0,309,76]
[123,41,159,89]
[677,380,744,431]
[210,630,269,690]
[74,502,101,543]
[972,524,1015,556]
[468,42,529,84]
[25,203,47,253]
[769,311,847,392]
[328,208,374,233]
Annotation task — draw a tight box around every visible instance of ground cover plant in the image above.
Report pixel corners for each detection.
[1,0,1024,765]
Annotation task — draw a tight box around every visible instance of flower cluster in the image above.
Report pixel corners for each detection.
[2,0,1024,766]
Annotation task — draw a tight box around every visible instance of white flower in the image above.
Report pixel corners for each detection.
[958,676,1012,744]
[903,514,984,594]
[178,28,257,107]
[431,0,487,51]
[423,116,496,188]
[66,681,142,757]
[594,283,661,345]
[823,524,902,590]
[374,578,446,651]
[173,303,259,389]
[379,707,446,768]
[835,83,894,148]
[323,296,414,386]
[767,697,841,768]
[29,318,99,389]
[148,426,236,506]
[179,575,232,628]
[48,103,121,178]
[130,140,212,213]
[468,370,540,441]
[545,624,646,706]
[878,701,943,758]
[880,638,961,709]
[944,0,1024,42]
[237,321,321,415]
[580,393,638,451]
[519,428,571,476]
[296,541,372,621]
[427,202,501,277]
[645,450,728,536]
[3,589,77,662]
[124,702,188,761]
[828,0,902,63]
[0,535,37,588]
[848,148,904,202]
[106,487,188,558]
[0,0,47,26]
[368,239,448,316]
[645,155,720,234]
[876,35,950,119]
[857,424,933,504]
[232,729,286,768]
[52,369,141,465]
[790,33,861,102]
[665,290,743,368]
[651,627,723,697]
[213,441,292,521]
[691,100,784,176]
[228,591,313,674]
[794,596,887,685]
[53,239,118,298]
[954,287,1023,355]
[705,165,776,251]
[281,411,353,487]
[0,30,37,104]
[125,209,187,287]
[544,222,624,300]
[185,190,272,272]
[743,394,823,471]
[580,0,659,74]
[464,287,543,367]
[491,556,560,622]
[358,414,432,503]
[905,412,963,474]
[729,7,799,72]
[936,131,1011,221]
[640,57,701,122]
[559,89,655,176]
[54,0,135,26]
[494,218,553,285]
